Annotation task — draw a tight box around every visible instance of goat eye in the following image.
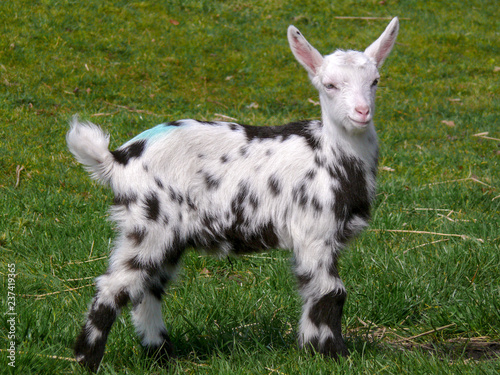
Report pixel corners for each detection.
[372,79,379,87]
[324,83,337,90]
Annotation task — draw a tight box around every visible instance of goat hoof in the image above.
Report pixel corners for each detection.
[75,353,101,373]
[144,338,176,365]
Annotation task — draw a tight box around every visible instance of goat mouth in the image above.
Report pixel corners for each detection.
[348,117,371,127]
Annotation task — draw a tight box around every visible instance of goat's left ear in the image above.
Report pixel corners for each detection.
[288,25,324,76]
[364,17,399,68]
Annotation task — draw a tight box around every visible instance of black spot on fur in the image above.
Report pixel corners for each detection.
[146,270,171,301]
[308,289,349,358]
[155,177,164,189]
[126,236,185,277]
[220,154,229,164]
[309,290,347,328]
[126,256,160,280]
[228,123,240,131]
[126,256,143,271]
[111,140,147,165]
[163,233,185,266]
[330,156,370,243]
[144,193,160,221]
[88,304,117,334]
[292,182,309,208]
[169,187,184,205]
[148,279,166,301]
[194,213,220,249]
[249,193,259,210]
[305,169,317,180]
[196,185,278,254]
[306,287,349,360]
[113,193,138,208]
[314,154,326,168]
[241,120,322,151]
[114,290,130,308]
[186,194,197,211]
[127,227,146,246]
[168,120,184,127]
[327,258,340,279]
[228,221,279,254]
[311,196,323,213]
[204,172,221,190]
[239,145,249,157]
[231,181,249,217]
[268,174,282,196]
[163,246,184,267]
[296,273,313,289]
[163,214,170,226]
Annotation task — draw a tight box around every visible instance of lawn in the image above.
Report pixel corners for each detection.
[1,0,499,373]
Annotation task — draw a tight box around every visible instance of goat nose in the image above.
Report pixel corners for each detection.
[355,105,370,116]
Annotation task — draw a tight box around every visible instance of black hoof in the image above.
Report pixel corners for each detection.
[143,331,176,365]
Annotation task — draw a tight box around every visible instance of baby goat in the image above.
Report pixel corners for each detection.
[67,18,399,371]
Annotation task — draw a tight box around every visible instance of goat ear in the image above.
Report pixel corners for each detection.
[288,25,324,76]
[364,17,399,68]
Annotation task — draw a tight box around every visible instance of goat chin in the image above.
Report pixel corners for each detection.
[67,17,399,372]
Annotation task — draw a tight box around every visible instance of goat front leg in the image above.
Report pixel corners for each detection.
[295,254,348,359]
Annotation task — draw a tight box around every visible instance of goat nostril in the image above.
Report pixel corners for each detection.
[355,106,370,116]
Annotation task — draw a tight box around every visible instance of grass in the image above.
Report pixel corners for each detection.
[1,0,499,373]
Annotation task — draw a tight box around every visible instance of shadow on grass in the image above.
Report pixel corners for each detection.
[347,330,500,363]
[167,317,296,360]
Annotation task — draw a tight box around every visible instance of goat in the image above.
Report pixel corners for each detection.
[67,18,399,371]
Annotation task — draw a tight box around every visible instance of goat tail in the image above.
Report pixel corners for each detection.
[66,116,114,184]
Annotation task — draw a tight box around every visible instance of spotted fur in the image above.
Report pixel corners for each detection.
[66,18,399,371]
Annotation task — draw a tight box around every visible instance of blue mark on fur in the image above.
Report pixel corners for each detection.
[124,124,176,146]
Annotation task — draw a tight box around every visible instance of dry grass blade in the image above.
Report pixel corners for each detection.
[352,321,500,361]
[104,101,164,117]
[21,283,95,299]
[333,16,411,20]
[265,367,287,375]
[473,132,500,142]
[0,349,77,362]
[214,113,239,122]
[370,229,484,243]
[399,239,449,256]
[91,111,120,117]
[424,175,496,190]
[393,323,456,343]
[63,276,96,282]
[15,165,24,188]
[67,256,107,265]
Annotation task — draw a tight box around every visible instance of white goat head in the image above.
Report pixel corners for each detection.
[288,18,399,135]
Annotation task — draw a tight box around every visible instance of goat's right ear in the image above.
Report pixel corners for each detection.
[288,25,323,76]
[364,17,399,68]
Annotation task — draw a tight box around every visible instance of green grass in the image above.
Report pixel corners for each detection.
[1,0,499,373]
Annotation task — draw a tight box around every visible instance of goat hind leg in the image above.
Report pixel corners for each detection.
[74,273,132,372]
[131,270,176,362]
